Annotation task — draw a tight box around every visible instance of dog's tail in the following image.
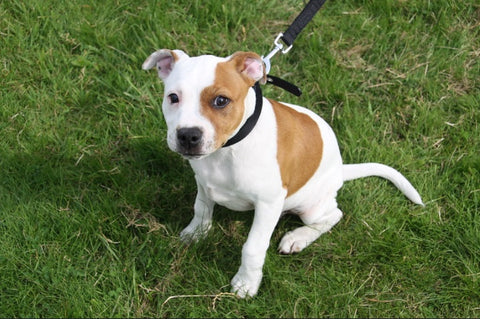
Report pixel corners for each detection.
[343,163,424,206]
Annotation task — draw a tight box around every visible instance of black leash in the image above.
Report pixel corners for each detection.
[281,0,327,48]
[223,1,326,147]
[263,0,327,96]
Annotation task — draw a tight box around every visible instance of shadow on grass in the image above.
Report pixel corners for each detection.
[0,135,198,230]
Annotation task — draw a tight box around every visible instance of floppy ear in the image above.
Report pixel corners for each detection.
[229,52,267,86]
[142,49,189,80]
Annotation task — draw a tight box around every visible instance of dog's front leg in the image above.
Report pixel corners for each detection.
[180,180,215,242]
[231,199,284,298]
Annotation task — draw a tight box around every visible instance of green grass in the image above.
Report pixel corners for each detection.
[1,0,479,317]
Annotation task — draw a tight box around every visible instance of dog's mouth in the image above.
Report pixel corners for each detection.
[178,151,208,160]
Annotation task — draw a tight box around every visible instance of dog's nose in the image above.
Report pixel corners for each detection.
[177,127,203,149]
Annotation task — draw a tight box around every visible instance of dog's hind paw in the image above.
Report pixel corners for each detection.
[278,230,311,254]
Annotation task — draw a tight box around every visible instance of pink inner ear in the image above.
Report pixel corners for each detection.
[157,55,174,79]
[243,57,264,81]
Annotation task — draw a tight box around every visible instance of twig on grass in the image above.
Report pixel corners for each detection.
[365,298,406,303]
[162,292,238,310]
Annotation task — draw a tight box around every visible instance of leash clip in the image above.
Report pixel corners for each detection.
[274,32,294,54]
[262,33,293,74]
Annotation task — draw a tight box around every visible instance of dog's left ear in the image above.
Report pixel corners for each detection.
[230,52,267,86]
[142,49,189,80]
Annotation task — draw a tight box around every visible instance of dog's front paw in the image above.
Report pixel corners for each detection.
[179,223,211,243]
[231,269,262,298]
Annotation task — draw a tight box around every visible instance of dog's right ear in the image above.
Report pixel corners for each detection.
[142,49,189,80]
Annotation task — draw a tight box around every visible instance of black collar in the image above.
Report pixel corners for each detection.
[222,82,263,148]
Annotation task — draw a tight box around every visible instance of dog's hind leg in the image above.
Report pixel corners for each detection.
[278,198,343,254]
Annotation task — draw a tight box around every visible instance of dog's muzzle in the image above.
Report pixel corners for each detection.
[176,127,204,158]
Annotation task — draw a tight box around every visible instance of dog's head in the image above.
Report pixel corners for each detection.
[143,50,266,159]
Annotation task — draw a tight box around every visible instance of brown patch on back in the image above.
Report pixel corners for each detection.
[200,53,259,148]
[271,99,323,197]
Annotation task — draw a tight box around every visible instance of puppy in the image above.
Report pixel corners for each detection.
[142,50,424,298]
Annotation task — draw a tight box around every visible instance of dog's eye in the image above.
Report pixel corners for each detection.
[211,95,230,109]
[168,93,179,104]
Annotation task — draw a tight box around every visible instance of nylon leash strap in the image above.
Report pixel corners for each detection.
[281,0,327,47]
[262,0,327,74]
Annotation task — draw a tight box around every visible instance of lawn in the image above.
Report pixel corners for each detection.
[1,0,479,317]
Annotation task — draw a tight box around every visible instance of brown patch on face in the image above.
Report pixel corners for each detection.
[200,52,260,148]
[270,99,323,197]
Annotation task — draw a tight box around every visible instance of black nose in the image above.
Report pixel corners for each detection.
[177,127,203,149]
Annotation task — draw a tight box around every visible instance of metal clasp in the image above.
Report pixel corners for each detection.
[262,33,293,74]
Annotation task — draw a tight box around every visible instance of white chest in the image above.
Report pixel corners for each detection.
[189,139,284,211]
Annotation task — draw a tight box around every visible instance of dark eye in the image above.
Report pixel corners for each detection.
[168,93,179,104]
[211,95,230,109]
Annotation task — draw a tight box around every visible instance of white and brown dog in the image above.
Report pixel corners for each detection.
[142,50,424,298]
